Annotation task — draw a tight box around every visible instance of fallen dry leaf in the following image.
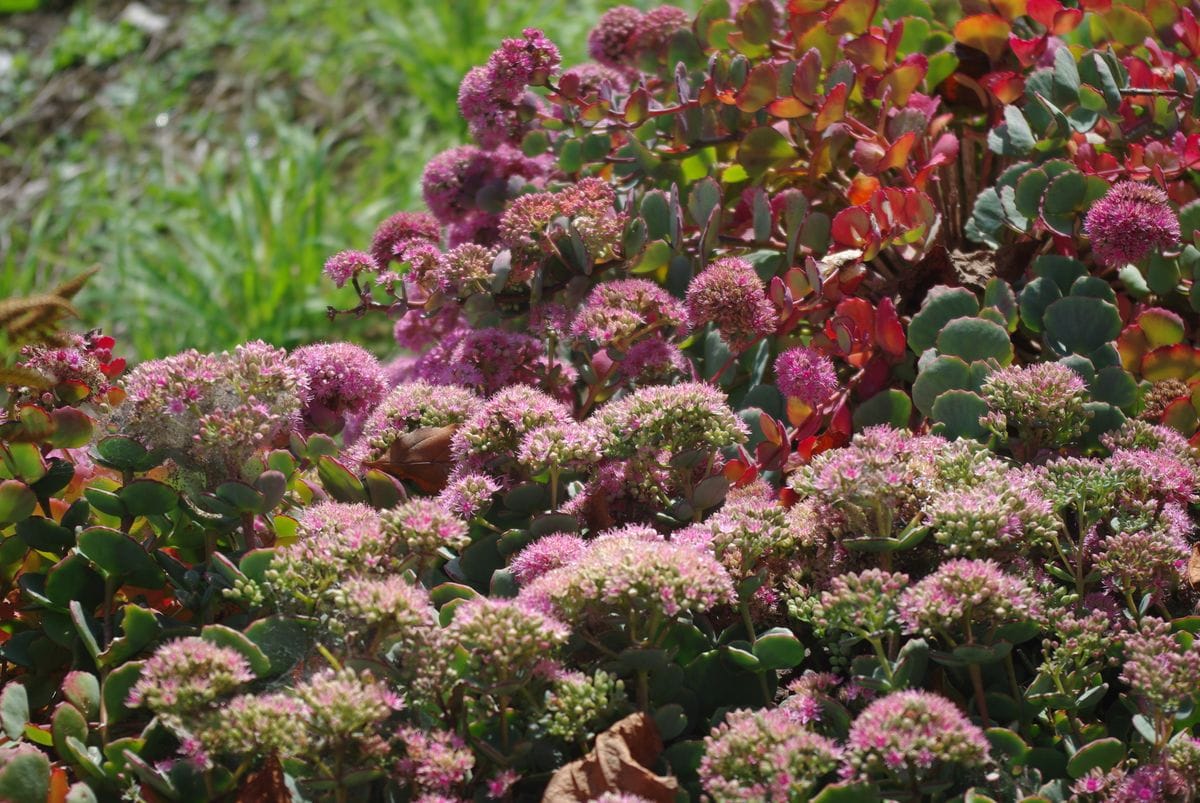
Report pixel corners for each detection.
[1187,543,1200,587]
[542,712,679,802]
[365,424,458,494]
[235,755,291,803]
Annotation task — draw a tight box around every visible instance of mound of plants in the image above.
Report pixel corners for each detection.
[3,0,1200,800]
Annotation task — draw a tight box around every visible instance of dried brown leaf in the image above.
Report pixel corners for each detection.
[365,424,458,494]
[542,712,679,802]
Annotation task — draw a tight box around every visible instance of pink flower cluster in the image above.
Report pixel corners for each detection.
[1082,181,1181,267]
[685,257,777,352]
[458,29,561,148]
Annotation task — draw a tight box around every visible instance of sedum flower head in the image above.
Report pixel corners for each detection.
[844,690,989,785]
[1083,181,1181,267]
[632,5,691,59]
[198,692,310,758]
[593,382,747,457]
[128,638,254,716]
[347,380,477,468]
[396,727,475,795]
[587,6,643,68]
[438,471,500,519]
[685,257,777,352]
[421,144,546,230]
[330,574,437,631]
[1097,528,1189,601]
[980,362,1091,449]
[1121,616,1200,715]
[370,211,441,268]
[775,346,839,407]
[699,707,841,803]
[267,502,392,603]
[381,498,471,558]
[452,384,573,471]
[295,668,400,742]
[432,243,496,297]
[923,482,1059,558]
[898,559,1041,640]
[518,422,603,472]
[704,494,797,578]
[618,336,689,384]
[509,533,588,584]
[291,342,386,435]
[1103,419,1195,462]
[519,532,735,621]
[1109,448,1197,508]
[18,331,117,403]
[500,179,626,270]
[808,569,909,638]
[323,249,377,288]
[412,327,551,396]
[443,597,570,689]
[539,669,628,744]
[571,279,688,345]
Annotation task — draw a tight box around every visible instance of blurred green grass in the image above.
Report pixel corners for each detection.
[0,0,660,359]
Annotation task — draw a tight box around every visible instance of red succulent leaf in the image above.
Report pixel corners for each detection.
[1009,34,1048,67]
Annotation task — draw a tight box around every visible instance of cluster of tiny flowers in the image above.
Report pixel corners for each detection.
[452,384,573,472]
[443,597,570,689]
[290,342,386,435]
[807,569,909,638]
[299,667,400,732]
[1103,419,1195,461]
[570,279,688,345]
[980,362,1091,448]
[421,144,547,245]
[1120,617,1200,714]
[923,482,1059,558]
[412,327,557,397]
[791,427,941,538]
[381,498,471,559]
[197,692,310,759]
[266,503,393,603]
[18,331,120,403]
[586,5,689,70]
[897,559,1041,640]
[699,707,841,802]
[438,472,500,519]
[1109,447,1198,509]
[1039,609,1119,676]
[517,422,603,473]
[1082,181,1182,267]
[346,381,478,468]
[120,340,306,483]
[396,727,475,795]
[369,210,441,269]
[499,178,627,270]
[1097,528,1189,601]
[323,249,377,288]
[432,243,496,297]
[1142,378,1192,422]
[618,337,689,384]
[1024,456,1126,517]
[127,638,254,716]
[684,257,777,351]
[844,691,989,785]
[458,29,560,147]
[774,346,839,407]
[593,382,747,457]
[538,670,628,744]
[519,532,735,621]
[509,533,588,584]
[330,575,436,632]
[703,494,797,578]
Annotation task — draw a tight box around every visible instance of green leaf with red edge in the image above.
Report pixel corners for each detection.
[792,48,822,105]
[1139,308,1186,349]
[0,480,36,525]
[1142,344,1200,382]
[831,206,876,254]
[736,62,778,113]
[815,82,848,131]
[954,14,1011,61]
[1162,397,1198,434]
[736,127,795,177]
[47,408,93,449]
[825,0,878,37]
[1102,5,1153,45]
[879,55,927,106]
[3,443,46,484]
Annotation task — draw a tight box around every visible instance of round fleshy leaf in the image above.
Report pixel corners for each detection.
[118,480,179,518]
[1139,308,1186,349]
[908,288,980,354]
[931,390,989,440]
[76,527,165,588]
[0,745,50,803]
[47,408,94,449]
[244,616,315,677]
[1042,296,1121,356]
[1091,366,1138,410]
[1141,344,1200,382]
[61,672,100,721]
[0,481,36,526]
[1018,276,1062,334]
[852,390,912,430]
[1162,397,1199,435]
[1040,170,1087,236]
[912,356,972,417]
[1067,737,1125,779]
[936,318,1014,365]
[200,624,271,677]
[752,627,807,670]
